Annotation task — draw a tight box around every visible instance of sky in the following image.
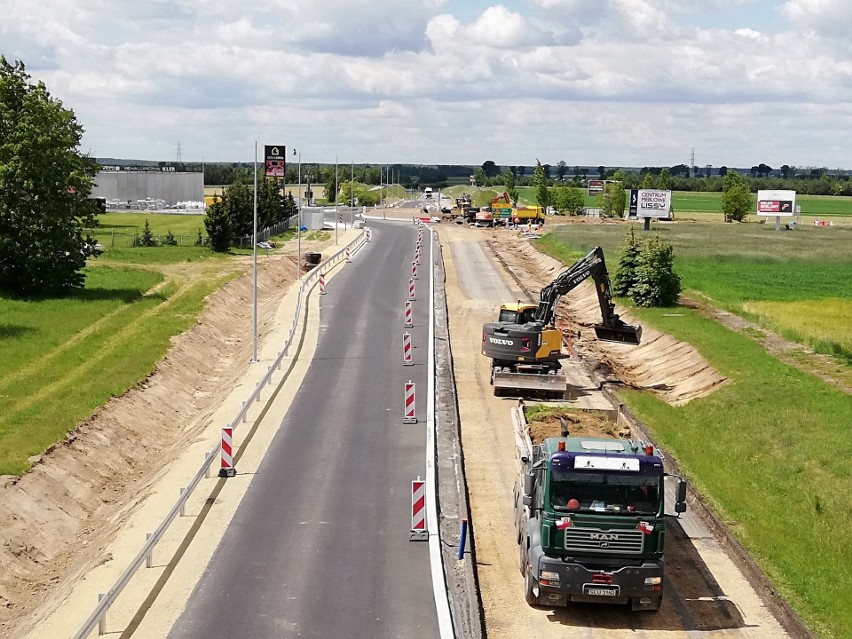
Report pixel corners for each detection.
[2,0,851,169]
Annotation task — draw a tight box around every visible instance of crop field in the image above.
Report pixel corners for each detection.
[538,222,851,639]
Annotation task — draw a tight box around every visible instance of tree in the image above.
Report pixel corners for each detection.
[630,235,682,307]
[503,169,519,206]
[532,160,550,210]
[473,166,487,187]
[163,230,178,246]
[482,160,500,178]
[657,167,671,191]
[721,171,752,222]
[718,166,728,177]
[204,197,233,252]
[613,226,641,297]
[133,218,158,247]
[0,57,101,294]
[641,173,655,189]
[598,165,606,179]
[556,161,568,183]
[549,186,585,216]
[598,180,626,217]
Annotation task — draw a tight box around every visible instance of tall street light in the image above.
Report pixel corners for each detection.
[294,148,301,279]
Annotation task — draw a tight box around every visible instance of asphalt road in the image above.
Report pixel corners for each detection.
[169,221,439,638]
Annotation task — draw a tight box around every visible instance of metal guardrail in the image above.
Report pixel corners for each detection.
[72,229,368,639]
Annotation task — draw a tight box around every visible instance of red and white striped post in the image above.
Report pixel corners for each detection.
[403,332,413,366]
[414,249,420,265]
[408,278,416,301]
[345,246,351,262]
[319,272,326,295]
[404,300,413,327]
[411,261,418,280]
[410,477,428,541]
[219,426,236,477]
[403,380,417,424]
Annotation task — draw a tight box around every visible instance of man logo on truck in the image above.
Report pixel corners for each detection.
[590,533,619,541]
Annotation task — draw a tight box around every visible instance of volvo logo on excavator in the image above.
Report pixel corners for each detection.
[489,337,515,346]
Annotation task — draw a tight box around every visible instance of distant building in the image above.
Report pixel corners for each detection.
[91,162,203,209]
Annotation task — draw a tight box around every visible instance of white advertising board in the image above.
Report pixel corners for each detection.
[636,189,672,218]
[756,190,796,217]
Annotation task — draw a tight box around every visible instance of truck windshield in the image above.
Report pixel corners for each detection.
[550,472,661,515]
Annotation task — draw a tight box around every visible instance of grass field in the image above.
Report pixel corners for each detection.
[537,224,851,638]
[540,222,852,361]
[0,240,239,474]
[88,212,208,249]
[674,191,852,217]
[621,308,851,639]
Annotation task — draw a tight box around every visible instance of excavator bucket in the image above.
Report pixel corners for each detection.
[593,323,642,345]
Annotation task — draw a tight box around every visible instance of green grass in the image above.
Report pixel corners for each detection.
[673,191,852,217]
[539,222,852,360]
[0,265,230,475]
[619,307,852,639]
[535,224,852,637]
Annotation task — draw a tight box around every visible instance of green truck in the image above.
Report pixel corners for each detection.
[514,409,687,611]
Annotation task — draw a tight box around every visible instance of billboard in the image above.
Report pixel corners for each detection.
[636,189,672,218]
[587,179,605,195]
[264,145,286,178]
[756,190,796,217]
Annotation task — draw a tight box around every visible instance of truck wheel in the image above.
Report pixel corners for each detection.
[518,541,526,574]
[523,565,539,606]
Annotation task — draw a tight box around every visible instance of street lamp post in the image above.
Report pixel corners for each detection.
[294,148,301,279]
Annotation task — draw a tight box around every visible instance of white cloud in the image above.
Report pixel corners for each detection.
[783,0,852,36]
[1,0,851,166]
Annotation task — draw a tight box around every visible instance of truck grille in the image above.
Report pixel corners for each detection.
[563,527,644,554]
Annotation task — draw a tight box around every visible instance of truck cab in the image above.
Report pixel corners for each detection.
[516,436,687,611]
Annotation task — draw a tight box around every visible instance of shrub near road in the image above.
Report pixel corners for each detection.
[539,222,851,639]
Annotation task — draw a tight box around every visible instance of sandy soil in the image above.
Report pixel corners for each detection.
[0,236,334,636]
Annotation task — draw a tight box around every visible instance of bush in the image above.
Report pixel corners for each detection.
[630,235,682,307]
[613,226,641,297]
[133,219,158,247]
[162,230,178,246]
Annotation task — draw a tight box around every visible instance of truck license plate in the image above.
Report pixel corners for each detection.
[584,586,619,597]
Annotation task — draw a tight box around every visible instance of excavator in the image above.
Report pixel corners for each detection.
[482,247,642,398]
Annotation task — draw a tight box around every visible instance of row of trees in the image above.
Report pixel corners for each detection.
[204,175,298,252]
[474,162,852,196]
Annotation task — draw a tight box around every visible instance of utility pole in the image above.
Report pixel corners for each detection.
[252,141,258,363]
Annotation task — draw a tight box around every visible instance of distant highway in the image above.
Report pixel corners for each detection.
[169,221,439,638]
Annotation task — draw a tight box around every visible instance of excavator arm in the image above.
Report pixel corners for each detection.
[534,247,642,345]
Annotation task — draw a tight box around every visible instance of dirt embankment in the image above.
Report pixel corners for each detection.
[485,235,728,405]
[0,250,311,631]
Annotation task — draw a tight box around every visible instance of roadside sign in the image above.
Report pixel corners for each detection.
[264,145,285,178]
[757,190,796,217]
[636,189,672,219]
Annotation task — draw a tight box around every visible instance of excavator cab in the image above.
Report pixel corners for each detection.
[497,302,538,325]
